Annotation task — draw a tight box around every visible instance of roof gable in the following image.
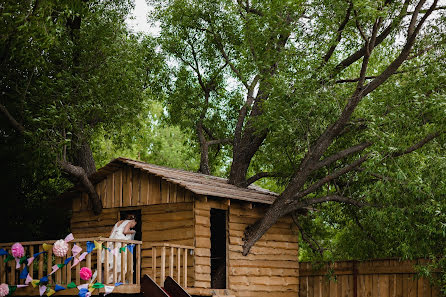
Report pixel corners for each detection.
[87,157,277,205]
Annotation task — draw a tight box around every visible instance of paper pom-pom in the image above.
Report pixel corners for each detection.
[11,242,24,258]
[53,240,69,257]
[79,267,92,281]
[0,283,9,297]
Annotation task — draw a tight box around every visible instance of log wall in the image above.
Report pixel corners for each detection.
[299,259,441,297]
[141,202,195,285]
[193,197,300,297]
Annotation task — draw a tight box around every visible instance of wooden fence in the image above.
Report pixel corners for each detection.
[299,259,442,297]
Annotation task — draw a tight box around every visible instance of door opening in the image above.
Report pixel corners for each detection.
[119,209,141,240]
[210,208,227,289]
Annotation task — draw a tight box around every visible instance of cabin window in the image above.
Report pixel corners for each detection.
[210,208,227,289]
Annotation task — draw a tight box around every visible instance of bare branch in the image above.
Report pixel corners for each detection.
[0,103,25,134]
[391,131,443,157]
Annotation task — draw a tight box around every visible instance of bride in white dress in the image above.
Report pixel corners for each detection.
[103,214,137,283]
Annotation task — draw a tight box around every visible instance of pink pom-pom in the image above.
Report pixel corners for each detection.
[80,267,92,281]
[11,242,24,258]
[53,239,69,257]
[0,283,9,297]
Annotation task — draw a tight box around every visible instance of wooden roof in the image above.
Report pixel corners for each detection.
[87,157,277,205]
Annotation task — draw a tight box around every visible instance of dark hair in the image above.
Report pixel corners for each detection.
[126,214,136,220]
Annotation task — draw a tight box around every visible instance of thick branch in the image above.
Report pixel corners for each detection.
[315,142,372,171]
[0,103,25,134]
[59,160,102,215]
[391,131,443,157]
[292,154,369,202]
[243,172,279,187]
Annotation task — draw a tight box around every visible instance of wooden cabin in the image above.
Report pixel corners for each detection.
[1,157,299,297]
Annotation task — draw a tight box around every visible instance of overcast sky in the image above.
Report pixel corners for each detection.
[126,0,159,35]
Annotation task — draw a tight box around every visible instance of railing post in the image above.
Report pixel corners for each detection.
[66,244,71,284]
[169,247,174,278]
[29,246,34,279]
[177,248,181,285]
[136,243,141,285]
[55,256,61,284]
[121,244,126,283]
[96,241,102,283]
[0,254,4,283]
[152,247,157,283]
[9,247,15,285]
[113,244,118,284]
[47,248,52,283]
[183,248,187,288]
[128,245,133,283]
[104,242,109,284]
[161,246,166,287]
[38,245,44,279]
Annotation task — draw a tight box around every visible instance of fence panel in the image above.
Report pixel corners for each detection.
[299,259,441,297]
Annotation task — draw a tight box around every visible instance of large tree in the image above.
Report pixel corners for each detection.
[153,0,445,255]
[0,0,159,218]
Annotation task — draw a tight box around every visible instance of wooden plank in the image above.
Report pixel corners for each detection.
[152,247,157,283]
[161,180,169,203]
[169,247,174,278]
[123,167,132,207]
[132,169,140,206]
[128,245,133,283]
[106,174,114,208]
[177,248,181,286]
[183,248,188,288]
[379,274,389,297]
[47,248,52,283]
[114,170,122,207]
[137,244,141,285]
[28,246,34,279]
[104,242,109,284]
[113,250,118,284]
[161,247,166,286]
[96,242,102,283]
[154,176,163,204]
[121,246,126,283]
[140,174,149,205]
[76,255,80,284]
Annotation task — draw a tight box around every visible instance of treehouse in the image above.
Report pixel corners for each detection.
[0,158,299,297]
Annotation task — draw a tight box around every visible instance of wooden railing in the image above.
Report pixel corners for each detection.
[150,243,194,288]
[0,238,142,290]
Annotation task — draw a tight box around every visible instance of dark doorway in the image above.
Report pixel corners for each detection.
[120,209,141,282]
[119,209,142,240]
[210,208,227,289]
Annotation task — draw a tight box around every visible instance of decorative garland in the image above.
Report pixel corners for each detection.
[0,234,135,297]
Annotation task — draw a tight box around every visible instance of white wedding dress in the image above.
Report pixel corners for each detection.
[95,220,135,283]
